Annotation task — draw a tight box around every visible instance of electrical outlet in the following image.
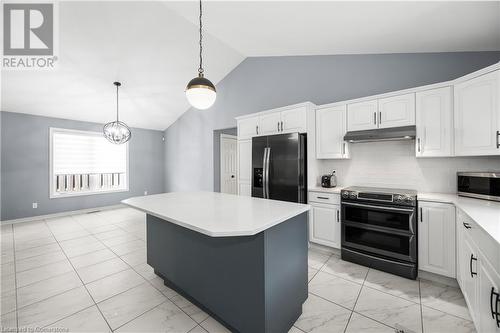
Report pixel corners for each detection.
[144,191,148,196]
[32,202,38,209]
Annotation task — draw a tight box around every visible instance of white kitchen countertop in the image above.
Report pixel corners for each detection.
[419,192,500,245]
[308,186,345,194]
[122,192,310,237]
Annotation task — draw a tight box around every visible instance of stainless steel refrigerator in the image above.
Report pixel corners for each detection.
[252,133,307,204]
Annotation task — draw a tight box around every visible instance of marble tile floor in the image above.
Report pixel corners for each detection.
[0,208,475,333]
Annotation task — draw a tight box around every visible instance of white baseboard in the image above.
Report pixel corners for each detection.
[1,204,125,226]
[418,270,459,288]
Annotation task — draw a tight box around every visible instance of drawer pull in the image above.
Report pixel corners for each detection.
[491,287,500,327]
[470,254,477,278]
[316,196,330,200]
[463,222,471,229]
[336,210,340,222]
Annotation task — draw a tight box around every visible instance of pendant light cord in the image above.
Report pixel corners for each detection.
[198,0,203,76]
[116,83,119,122]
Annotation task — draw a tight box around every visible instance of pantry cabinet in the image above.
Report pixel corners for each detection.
[315,105,349,159]
[454,70,500,156]
[418,201,456,278]
[308,192,341,249]
[416,87,453,157]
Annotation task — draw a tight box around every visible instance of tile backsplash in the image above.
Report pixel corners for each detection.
[317,140,500,193]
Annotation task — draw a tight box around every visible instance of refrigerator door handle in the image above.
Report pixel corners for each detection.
[262,148,268,198]
[265,147,271,199]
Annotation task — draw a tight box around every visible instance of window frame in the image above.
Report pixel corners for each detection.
[49,127,130,199]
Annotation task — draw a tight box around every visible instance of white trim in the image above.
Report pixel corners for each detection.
[49,127,130,199]
[220,134,237,140]
[1,204,125,226]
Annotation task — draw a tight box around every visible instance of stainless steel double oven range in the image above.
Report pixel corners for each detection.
[340,187,418,279]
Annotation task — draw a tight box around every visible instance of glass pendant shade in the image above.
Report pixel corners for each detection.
[104,81,131,144]
[103,120,131,144]
[185,74,216,110]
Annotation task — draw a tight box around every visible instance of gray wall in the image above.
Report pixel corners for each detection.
[213,127,237,192]
[1,111,165,220]
[164,52,500,192]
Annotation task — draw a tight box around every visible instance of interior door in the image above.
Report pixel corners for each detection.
[267,133,303,203]
[220,135,237,194]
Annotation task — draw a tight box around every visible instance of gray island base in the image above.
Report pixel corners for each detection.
[146,212,308,333]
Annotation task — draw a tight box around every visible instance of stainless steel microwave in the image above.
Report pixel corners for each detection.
[457,172,500,202]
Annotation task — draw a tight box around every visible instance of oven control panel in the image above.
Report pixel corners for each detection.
[341,189,417,207]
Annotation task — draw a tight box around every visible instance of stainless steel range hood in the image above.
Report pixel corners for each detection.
[343,125,416,143]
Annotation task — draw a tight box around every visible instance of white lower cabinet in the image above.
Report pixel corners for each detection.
[418,201,456,277]
[308,192,341,249]
[456,208,500,332]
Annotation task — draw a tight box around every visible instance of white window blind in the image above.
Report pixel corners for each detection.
[50,128,128,197]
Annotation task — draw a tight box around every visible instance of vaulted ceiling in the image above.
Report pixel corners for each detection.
[2,1,499,130]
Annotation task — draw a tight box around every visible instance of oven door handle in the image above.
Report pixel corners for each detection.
[342,201,415,213]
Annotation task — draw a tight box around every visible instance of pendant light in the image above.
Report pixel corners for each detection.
[185,0,216,110]
[103,82,131,144]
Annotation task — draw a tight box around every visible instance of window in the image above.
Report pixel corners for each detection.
[50,128,129,198]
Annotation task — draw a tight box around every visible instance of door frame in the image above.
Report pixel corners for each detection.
[220,134,238,194]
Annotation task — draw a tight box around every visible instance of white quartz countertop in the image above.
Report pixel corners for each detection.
[419,192,500,245]
[308,186,345,194]
[122,192,310,237]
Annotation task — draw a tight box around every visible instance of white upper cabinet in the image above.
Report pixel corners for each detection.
[281,107,307,133]
[259,112,282,135]
[316,105,349,159]
[454,70,500,156]
[347,100,378,131]
[378,93,416,129]
[237,105,309,140]
[416,87,453,157]
[237,117,260,140]
[347,93,415,131]
[418,201,456,278]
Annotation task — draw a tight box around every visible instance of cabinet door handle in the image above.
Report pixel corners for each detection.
[373,112,377,125]
[496,291,500,327]
[342,142,346,156]
[470,254,477,278]
[379,111,382,124]
[277,122,280,132]
[496,131,500,149]
[336,210,340,222]
[417,138,421,153]
[256,125,259,135]
[463,222,471,229]
[419,207,423,222]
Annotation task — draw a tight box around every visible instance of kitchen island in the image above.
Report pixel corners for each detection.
[122,192,310,333]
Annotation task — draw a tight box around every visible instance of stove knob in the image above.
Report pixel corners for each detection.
[394,195,403,203]
[349,192,357,199]
[341,192,348,199]
[405,196,414,203]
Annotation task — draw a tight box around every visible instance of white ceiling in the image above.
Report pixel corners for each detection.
[166,1,500,56]
[2,1,499,130]
[1,2,244,130]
